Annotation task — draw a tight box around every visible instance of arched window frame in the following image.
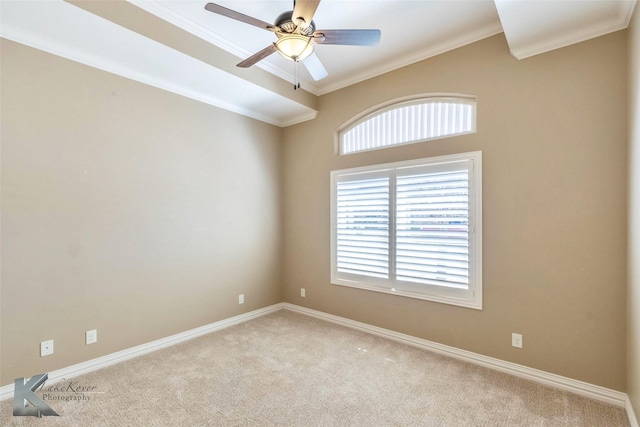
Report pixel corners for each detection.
[336,94,477,155]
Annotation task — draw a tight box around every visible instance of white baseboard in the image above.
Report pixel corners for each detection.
[282,303,628,409]
[0,303,285,401]
[2,301,634,426]
[628,395,639,427]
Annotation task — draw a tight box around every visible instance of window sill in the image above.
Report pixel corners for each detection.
[331,277,482,310]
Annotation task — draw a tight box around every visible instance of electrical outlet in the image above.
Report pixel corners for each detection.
[512,333,523,349]
[301,288,306,297]
[40,340,54,357]
[239,294,244,304]
[86,329,97,345]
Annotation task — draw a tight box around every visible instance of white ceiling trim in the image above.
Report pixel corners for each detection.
[314,22,505,96]
[3,0,637,127]
[510,13,634,59]
[129,0,296,87]
[0,0,317,127]
[0,25,299,127]
[133,1,504,97]
[496,0,637,60]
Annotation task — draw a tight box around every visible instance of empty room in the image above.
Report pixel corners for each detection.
[1,0,640,425]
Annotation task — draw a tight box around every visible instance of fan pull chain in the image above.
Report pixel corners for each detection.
[294,61,301,90]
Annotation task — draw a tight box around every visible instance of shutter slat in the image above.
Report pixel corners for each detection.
[396,265,468,283]
[395,252,468,269]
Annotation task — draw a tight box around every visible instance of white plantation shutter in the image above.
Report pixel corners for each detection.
[335,176,390,278]
[331,152,482,309]
[396,166,470,289]
[339,97,476,155]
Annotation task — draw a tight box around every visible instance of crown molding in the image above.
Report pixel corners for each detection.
[510,14,633,59]
[128,0,302,90]
[316,22,504,95]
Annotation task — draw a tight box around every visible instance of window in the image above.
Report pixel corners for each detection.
[330,152,482,309]
[338,95,476,155]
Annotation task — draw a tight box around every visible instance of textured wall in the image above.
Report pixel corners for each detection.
[0,40,283,385]
[282,32,628,390]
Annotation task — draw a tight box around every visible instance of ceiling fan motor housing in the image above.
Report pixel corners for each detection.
[275,11,316,35]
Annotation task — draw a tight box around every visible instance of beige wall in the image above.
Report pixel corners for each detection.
[628,3,640,418]
[0,21,632,398]
[0,39,283,386]
[282,32,628,390]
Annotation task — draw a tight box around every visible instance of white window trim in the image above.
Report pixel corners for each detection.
[330,151,482,310]
[336,94,477,155]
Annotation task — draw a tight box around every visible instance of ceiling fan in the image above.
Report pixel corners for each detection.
[204,0,381,84]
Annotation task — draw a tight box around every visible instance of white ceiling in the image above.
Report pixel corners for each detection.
[135,0,504,95]
[1,0,636,127]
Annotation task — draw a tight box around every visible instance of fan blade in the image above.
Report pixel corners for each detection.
[205,3,274,31]
[303,52,328,81]
[292,0,321,29]
[313,29,381,46]
[237,44,278,68]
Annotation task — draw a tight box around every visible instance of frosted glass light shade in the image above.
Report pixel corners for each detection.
[275,35,314,61]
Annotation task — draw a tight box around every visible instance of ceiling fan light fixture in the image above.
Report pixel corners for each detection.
[275,34,314,62]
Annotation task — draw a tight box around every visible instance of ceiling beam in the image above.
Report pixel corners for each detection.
[66,0,318,112]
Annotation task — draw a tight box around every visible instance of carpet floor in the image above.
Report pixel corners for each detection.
[0,310,630,426]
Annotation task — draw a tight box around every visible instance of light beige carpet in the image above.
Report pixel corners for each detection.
[1,310,630,426]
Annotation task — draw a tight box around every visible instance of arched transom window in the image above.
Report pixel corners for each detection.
[338,95,476,155]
